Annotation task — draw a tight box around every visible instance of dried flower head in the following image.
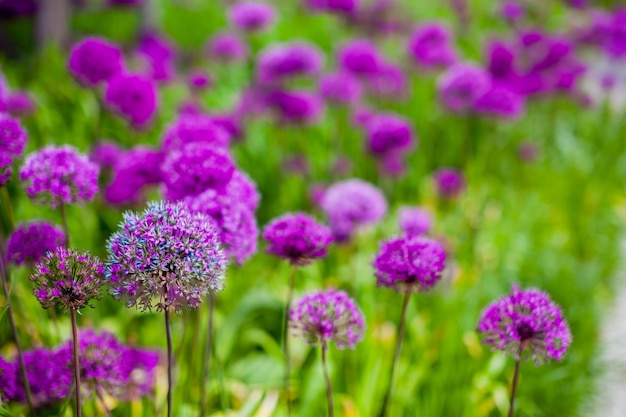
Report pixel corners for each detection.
[105,201,226,312]
[68,38,124,86]
[6,221,66,266]
[477,286,572,365]
[263,213,333,266]
[290,289,365,349]
[0,112,27,185]
[19,145,99,208]
[31,248,105,311]
[373,236,446,293]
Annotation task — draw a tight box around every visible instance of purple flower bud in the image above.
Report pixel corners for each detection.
[68,38,124,86]
[290,289,365,349]
[263,213,333,266]
[105,73,157,127]
[6,221,66,266]
[229,1,276,32]
[373,236,446,293]
[408,23,456,68]
[477,286,572,365]
[20,145,99,208]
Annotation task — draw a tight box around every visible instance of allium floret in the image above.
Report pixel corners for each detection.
[477,286,572,365]
[373,236,446,293]
[105,201,226,312]
[290,289,365,349]
[31,248,105,311]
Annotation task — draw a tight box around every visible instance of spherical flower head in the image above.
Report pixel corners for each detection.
[105,73,157,127]
[263,213,332,266]
[306,0,358,14]
[161,114,231,153]
[6,221,66,266]
[267,90,323,124]
[477,286,572,365]
[408,23,456,68]
[89,140,124,169]
[438,64,492,112]
[473,86,524,118]
[398,207,431,237]
[227,170,261,210]
[338,40,381,76]
[31,248,104,311]
[501,1,524,20]
[487,41,516,80]
[208,33,249,62]
[0,357,16,402]
[68,38,124,86]
[20,145,99,208]
[137,31,176,83]
[290,289,364,349]
[257,42,324,84]
[4,91,36,118]
[162,142,236,200]
[15,348,72,407]
[319,71,362,105]
[321,179,387,242]
[364,62,406,97]
[188,71,213,92]
[0,113,27,185]
[365,113,414,155]
[105,201,227,312]
[433,168,465,199]
[117,346,160,401]
[104,146,163,206]
[229,1,276,32]
[373,236,446,293]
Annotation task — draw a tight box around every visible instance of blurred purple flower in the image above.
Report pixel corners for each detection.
[188,71,213,92]
[305,0,358,15]
[365,61,406,97]
[438,63,492,112]
[229,1,276,32]
[433,168,465,199]
[319,71,362,105]
[473,86,524,118]
[208,33,249,62]
[267,90,324,124]
[257,42,324,84]
[338,39,381,76]
[161,114,231,153]
[104,147,163,206]
[501,1,524,21]
[0,112,27,185]
[6,221,66,266]
[4,92,36,118]
[408,23,456,68]
[89,140,124,169]
[68,38,124,86]
[398,207,431,237]
[518,141,539,162]
[478,285,572,365]
[364,112,414,156]
[105,73,157,127]
[137,31,176,82]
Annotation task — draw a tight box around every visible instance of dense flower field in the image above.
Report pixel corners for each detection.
[1,0,626,416]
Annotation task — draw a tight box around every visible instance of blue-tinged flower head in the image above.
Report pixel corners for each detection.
[106,200,226,313]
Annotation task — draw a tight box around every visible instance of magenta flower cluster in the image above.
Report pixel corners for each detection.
[373,236,447,293]
[263,213,333,266]
[31,248,105,311]
[229,1,276,32]
[477,286,572,365]
[20,145,99,208]
[105,73,157,127]
[433,168,465,199]
[105,201,226,312]
[398,207,431,237]
[290,289,365,349]
[104,146,164,206]
[68,38,124,86]
[161,114,232,153]
[6,221,66,266]
[0,112,27,185]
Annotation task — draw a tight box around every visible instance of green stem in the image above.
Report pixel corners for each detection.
[283,265,297,416]
[378,292,411,417]
[70,308,82,417]
[321,346,334,417]
[508,360,521,417]
[59,202,70,248]
[165,309,173,417]
[199,292,216,417]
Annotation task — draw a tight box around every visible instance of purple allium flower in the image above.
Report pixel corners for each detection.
[501,1,524,20]
[137,31,176,83]
[408,23,456,68]
[161,115,231,153]
[267,90,323,124]
[89,140,124,169]
[0,112,27,185]
[518,141,538,162]
[68,38,124,86]
[364,113,414,156]
[0,357,16,401]
[319,71,362,105]
[105,73,157,127]
[210,113,243,142]
[162,143,236,200]
[108,0,142,5]
[473,86,524,118]
[188,71,213,92]
[15,348,72,407]
[477,286,572,365]
[306,0,358,14]
[6,221,66,266]
[289,289,365,349]
[398,207,431,237]
[257,42,324,84]
[229,1,276,32]
[486,41,516,81]
[117,347,160,401]
[105,201,227,312]
[433,168,465,199]
[373,236,446,293]
[338,39,381,76]
[20,145,99,208]
[364,61,406,97]
[208,33,249,62]
[321,179,387,242]
[4,92,36,118]
[263,213,332,266]
[104,147,163,206]
[227,170,261,210]
[31,248,104,311]
[438,63,492,111]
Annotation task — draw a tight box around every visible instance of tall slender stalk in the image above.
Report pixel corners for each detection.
[59,202,70,248]
[95,390,113,417]
[199,292,216,417]
[378,292,411,417]
[282,265,297,416]
[321,346,334,417]
[69,308,82,417]
[1,186,15,231]
[0,256,34,413]
[508,360,521,417]
[165,308,174,417]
